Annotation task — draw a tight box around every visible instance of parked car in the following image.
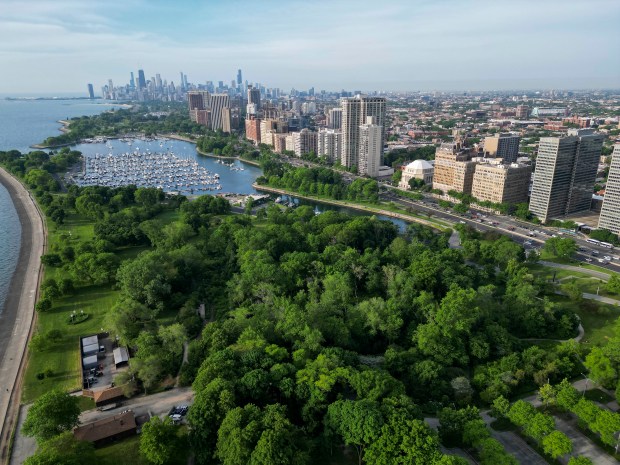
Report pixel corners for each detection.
[585,258,593,262]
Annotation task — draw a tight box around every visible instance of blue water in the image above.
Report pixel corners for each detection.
[71,139,262,195]
[0,183,21,313]
[0,97,122,153]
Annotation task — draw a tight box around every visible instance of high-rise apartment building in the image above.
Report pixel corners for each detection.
[209,94,231,131]
[358,116,382,177]
[598,144,620,235]
[340,95,386,170]
[245,118,261,145]
[317,129,342,163]
[138,69,146,89]
[471,161,532,205]
[87,83,95,99]
[293,129,318,157]
[432,141,476,195]
[247,85,261,110]
[328,108,343,129]
[483,133,520,163]
[260,119,277,147]
[529,129,604,222]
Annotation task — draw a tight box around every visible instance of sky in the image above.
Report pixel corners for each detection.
[0,0,619,94]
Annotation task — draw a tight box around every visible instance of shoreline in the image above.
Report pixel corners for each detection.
[166,134,262,167]
[252,183,450,230]
[0,168,46,462]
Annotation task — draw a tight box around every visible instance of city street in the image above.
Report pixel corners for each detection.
[381,189,619,273]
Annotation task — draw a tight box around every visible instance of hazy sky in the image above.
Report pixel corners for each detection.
[1,0,618,94]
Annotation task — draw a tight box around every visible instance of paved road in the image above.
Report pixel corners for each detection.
[582,293,620,305]
[426,416,545,465]
[554,416,618,465]
[8,404,35,465]
[79,387,194,425]
[478,412,548,465]
[0,168,45,462]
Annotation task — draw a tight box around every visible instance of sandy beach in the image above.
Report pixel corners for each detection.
[0,168,45,462]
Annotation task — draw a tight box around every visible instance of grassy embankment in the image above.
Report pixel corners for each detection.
[94,428,189,465]
[22,208,180,402]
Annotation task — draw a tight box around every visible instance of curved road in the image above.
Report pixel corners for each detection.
[0,168,45,462]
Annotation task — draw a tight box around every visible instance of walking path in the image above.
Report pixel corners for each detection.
[539,261,611,280]
[0,168,46,463]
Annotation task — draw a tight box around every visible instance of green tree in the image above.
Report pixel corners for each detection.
[325,400,384,465]
[584,347,617,388]
[140,417,179,465]
[555,379,580,411]
[24,432,95,465]
[538,383,556,409]
[524,412,554,442]
[543,237,577,259]
[541,430,572,459]
[22,390,80,442]
[606,274,620,294]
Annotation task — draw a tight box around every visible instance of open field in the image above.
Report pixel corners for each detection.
[22,208,179,402]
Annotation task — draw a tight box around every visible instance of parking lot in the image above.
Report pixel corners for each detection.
[83,335,127,393]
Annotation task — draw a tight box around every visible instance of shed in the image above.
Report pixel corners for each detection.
[82,355,98,370]
[113,347,130,368]
[82,343,99,356]
[73,411,136,447]
[81,335,99,347]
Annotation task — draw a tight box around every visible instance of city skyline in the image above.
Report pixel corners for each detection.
[1,0,619,94]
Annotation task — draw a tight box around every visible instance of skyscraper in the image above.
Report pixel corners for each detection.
[340,95,385,170]
[529,129,604,223]
[247,85,261,110]
[237,69,242,87]
[130,72,135,89]
[210,94,231,131]
[180,72,185,91]
[138,69,146,89]
[87,83,95,99]
[598,144,620,234]
[327,108,342,130]
[358,116,382,177]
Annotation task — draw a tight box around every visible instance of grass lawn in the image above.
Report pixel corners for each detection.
[547,294,620,347]
[23,207,178,403]
[22,283,120,402]
[529,264,614,298]
[95,429,189,465]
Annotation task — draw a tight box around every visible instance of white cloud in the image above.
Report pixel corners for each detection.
[0,0,618,92]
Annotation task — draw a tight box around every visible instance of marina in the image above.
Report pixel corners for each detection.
[69,137,263,196]
[71,149,222,195]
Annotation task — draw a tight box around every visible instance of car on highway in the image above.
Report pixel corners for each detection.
[585,258,593,262]
[524,241,532,246]
[604,256,612,261]
[599,259,609,264]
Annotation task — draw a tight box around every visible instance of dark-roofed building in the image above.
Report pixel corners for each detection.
[74,411,136,447]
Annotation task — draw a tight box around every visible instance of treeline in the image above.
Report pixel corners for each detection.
[384,145,436,168]
[257,164,379,202]
[41,102,205,146]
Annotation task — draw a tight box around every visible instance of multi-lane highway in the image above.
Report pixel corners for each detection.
[381,188,619,273]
